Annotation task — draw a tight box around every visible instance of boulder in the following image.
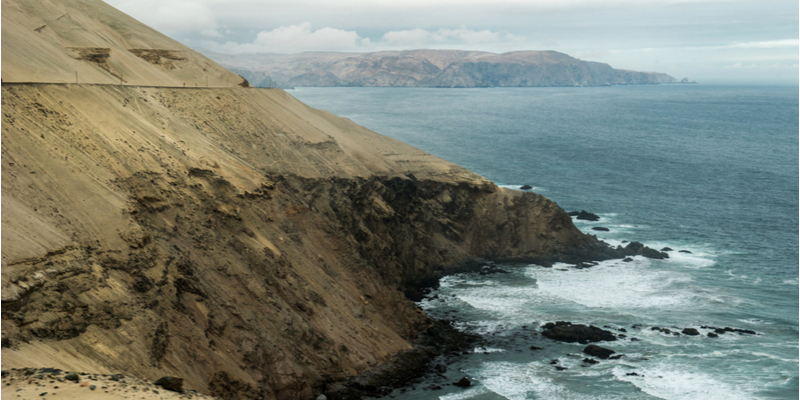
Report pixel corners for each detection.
[39,368,62,375]
[622,242,668,259]
[724,328,756,335]
[624,241,645,254]
[592,227,610,232]
[707,332,718,338]
[541,322,617,343]
[154,376,184,393]
[575,211,600,221]
[622,257,634,262]
[64,373,80,382]
[520,185,533,190]
[641,247,669,259]
[530,346,544,350]
[582,358,599,364]
[453,377,471,387]
[681,328,700,336]
[661,247,673,252]
[679,250,692,254]
[583,344,616,359]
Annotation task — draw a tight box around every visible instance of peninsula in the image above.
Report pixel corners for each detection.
[207,50,679,88]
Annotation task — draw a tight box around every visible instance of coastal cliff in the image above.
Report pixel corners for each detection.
[207,50,678,88]
[1,0,610,398]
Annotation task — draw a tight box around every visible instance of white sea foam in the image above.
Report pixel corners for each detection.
[497,184,544,192]
[782,278,799,285]
[437,387,491,400]
[525,261,695,310]
[737,318,772,325]
[749,352,799,363]
[473,346,506,353]
[470,361,627,400]
[612,362,761,400]
[475,362,566,400]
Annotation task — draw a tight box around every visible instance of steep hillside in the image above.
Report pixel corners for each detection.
[1,0,245,87]
[1,1,613,399]
[207,49,677,88]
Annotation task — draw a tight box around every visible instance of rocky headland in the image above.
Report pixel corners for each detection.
[1,0,660,399]
[206,50,680,89]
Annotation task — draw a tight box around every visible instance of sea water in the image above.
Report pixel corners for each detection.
[289,85,799,399]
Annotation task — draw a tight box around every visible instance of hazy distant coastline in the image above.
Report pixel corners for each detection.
[205,49,691,89]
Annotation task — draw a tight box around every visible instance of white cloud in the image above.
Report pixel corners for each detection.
[201,29,223,38]
[200,24,523,54]
[111,0,218,33]
[724,39,799,49]
[380,27,517,47]
[382,29,431,46]
[202,23,362,53]
[617,39,800,53]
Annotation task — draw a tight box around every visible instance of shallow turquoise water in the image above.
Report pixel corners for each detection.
[290,85,799,399]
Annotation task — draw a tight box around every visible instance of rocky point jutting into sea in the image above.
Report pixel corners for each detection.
[0,0,667,399]
[206,50,685,89]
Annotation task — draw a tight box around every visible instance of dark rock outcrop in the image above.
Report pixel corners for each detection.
[622,242,669,259]
[154,376,183,393]
[542,322,617,343]
[682,328,700,336]
[583,344,616,359]
[574,210,600,221]
[592,227,610,232]
[454,377,471,387]
[702,326,757,335]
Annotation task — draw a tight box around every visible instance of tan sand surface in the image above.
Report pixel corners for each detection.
[2,368,218,399]
[2,0,243,87]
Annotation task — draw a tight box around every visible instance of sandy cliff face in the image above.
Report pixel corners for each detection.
[1,1,604,399]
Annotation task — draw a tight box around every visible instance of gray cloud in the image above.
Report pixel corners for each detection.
[106,0,799,83]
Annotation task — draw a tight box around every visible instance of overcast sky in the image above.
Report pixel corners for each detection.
[107,0,798,84]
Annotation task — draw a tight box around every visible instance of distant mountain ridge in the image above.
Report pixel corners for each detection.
[206,49,680,88]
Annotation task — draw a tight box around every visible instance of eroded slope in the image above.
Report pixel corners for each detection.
[2,84,600,399]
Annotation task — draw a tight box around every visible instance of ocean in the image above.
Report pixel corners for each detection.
[288,85,799,399]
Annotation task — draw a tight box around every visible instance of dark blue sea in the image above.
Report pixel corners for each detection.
[289,85,799,399]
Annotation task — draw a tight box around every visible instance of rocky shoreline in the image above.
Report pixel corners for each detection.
[315,227,679,398]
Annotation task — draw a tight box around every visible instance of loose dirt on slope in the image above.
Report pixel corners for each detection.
[2,83,600,399]
[2,0,609,398]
